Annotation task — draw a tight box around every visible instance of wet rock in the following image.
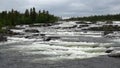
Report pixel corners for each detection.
[76,21,87,24]
[24,33,40,39]
[43,36,60,41]
[0,35,7,42]
[108,50,120,57]
[106,20,113,24]
[105,50,113,53]
[44,37,51,41]
[30,23,52,27]
[6,30,23,36]
[25,29,39,33]
[77,24,89,28]
[40,34,45,36]
[25,36,31,38]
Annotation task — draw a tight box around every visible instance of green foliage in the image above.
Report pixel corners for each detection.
[67,14,120,22]
[0,7,58,27]
[86,25,120,31]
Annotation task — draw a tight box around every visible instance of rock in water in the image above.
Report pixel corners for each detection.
[105,50,113,53]
[0,35,7,42]
[25,29,39,33]
[108,50,120,57]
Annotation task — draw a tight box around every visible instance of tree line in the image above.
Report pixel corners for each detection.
[0,7,59,28]
[66,14,120,22]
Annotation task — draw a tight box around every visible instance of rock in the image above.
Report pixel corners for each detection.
[6,30,23,36]
[25,36,31,38]
[40,34,45,36]
[43,36,60,41]
[76,21,86,24]
[103,31,113,36]
[0,35,7,42]
[44,37,51,41]
[105,50,113,53]
[25,29,39,33]
[30,23,52,27]
[108,50,120,57]
[106,20,113,24]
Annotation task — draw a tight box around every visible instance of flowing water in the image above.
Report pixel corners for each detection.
[0,36,119,63]
[0,22,120,68]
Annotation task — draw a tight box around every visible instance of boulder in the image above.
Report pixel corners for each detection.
[0,35,7,42]
[108,50,120,57]
[105,50,113,53]
[43,36,60,41]
[43,37,51,41]
[40,34,45,36]
[25,29,39,33]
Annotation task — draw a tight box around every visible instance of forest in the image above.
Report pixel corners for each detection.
[0,7,59,28]
[66,14,120,22]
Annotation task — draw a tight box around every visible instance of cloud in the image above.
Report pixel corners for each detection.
[0,0,120,17]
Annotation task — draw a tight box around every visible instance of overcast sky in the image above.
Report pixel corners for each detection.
[0,0,120,17]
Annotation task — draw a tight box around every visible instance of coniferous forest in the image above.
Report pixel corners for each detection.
[66,14,120,22]
[0,7,59,28]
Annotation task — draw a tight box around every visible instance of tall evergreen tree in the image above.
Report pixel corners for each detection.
[25,9,29,17]
[0,7,58,28]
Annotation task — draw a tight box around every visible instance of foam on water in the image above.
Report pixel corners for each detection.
[2,36,114,62]
[112,39,120,43]
[6,40,110,62]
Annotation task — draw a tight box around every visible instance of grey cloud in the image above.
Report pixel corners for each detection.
[0,0,120,17]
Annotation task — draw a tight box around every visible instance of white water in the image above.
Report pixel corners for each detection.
[5,37,112,62]
[2,21,120,62]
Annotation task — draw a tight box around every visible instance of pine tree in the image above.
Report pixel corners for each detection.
[25,9,29,17]
[0,7,58,28]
